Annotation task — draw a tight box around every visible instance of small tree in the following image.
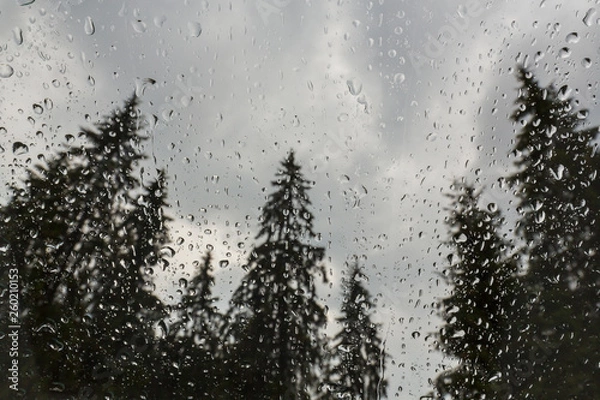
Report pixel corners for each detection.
[324,258,388,400]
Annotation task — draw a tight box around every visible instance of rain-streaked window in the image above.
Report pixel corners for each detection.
[0,1,598,399]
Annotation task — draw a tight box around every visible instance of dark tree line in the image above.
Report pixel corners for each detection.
[0,96,388,399]
[431,66,599,399]
[1,64,597,400]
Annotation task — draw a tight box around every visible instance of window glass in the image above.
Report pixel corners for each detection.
[0,1,597,399]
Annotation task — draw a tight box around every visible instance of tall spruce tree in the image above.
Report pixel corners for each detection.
[0,95,170,398]
[507,67,600,397]
[431,182,518,399]
[323,258,388,400]
[225,150,328,399]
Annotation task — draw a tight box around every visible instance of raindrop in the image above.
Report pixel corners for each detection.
[44,98,54,110]
[49,338,65,352]
[487,203,498,212]
[550,164,565,180]
[0,64,14,78]
[135,77,156,96]
[13,142,29,155]
[557,85,571,101]
[84,16,95,35]
[426,132,437,142]
[159,246,176,258]
[131,19,147,33]
[219,259,229,268]
[12,27,23,45]
[565,32,579,44]
[455,233,467,243]
[337,113,349,122]
[179,278,188,288]
[346,78,363,96]
[535,211,546,224]
[559,47,571,58]
[33,103,43,114]
[188,21,203,37]
[582,58,592,68]
[411,331,421,339]
[393,72,405,85]
[17,0,35,5]
[582,8,596,27]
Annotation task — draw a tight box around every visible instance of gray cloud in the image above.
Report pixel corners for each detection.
[1,0,598,397]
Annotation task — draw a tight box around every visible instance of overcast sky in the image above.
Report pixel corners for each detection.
[2,0,600,397]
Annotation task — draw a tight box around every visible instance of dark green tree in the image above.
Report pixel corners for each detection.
[323,258,388,400]
[224,150,328,399]
[431,182,518,399]
[0,95,170,398]
[164,251,224,398]
[506,66,600,397]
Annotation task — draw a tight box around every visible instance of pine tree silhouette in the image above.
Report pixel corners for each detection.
[323,257,388,400]
[225,150,328,399]
[431,182,518,399]
[0,95,170,398]
[506,66,600,397]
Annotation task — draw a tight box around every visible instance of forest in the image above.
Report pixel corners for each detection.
[0,66,598,399]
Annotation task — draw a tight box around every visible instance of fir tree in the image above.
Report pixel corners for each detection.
[431,182,518,399]
[225,150,328,400]
[507,66,600,397]
[166,251,223,398]
[324,258,388,400]
[0,95,170,398]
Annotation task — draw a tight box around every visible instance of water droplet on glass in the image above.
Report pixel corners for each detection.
[135,77,156,96]
[535,211,546,224]
[559,47,571,58]
[188,21,203,37]
[393,72,405,85]
[84,16,95,35]
[12,27,23,45]
[17,0,35,5]
[44,98,54,110]
[0,64,14,78]
[426,132,437,142]
[557,84,571,101]
[583,8,596,27]
[179,278,188,288]
[411,331,421,339]
[219,259,229,268]
[337,113,349,122]
[33,103,43,114]
[582,58,592,68]
[347,78,363,96]
[131,19,147,33]
[13,142,29,155]
[565,32,579,44]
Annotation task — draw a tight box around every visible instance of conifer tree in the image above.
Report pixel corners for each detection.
[0,95,170,398]
[507,67,600,397]
[166,251,223,398]
[324,258,388,400]
[225,150,328,400]
[431,182,518,399]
